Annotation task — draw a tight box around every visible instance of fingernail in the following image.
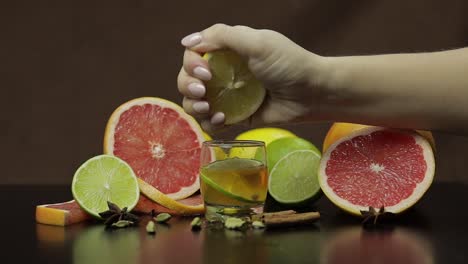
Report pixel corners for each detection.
[193,67,212,81]
[187,83,206,98]
[211,112,225,125]
[181,32,202,47]
[193,101,210,113]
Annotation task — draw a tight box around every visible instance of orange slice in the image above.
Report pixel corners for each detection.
[36,200,91,226]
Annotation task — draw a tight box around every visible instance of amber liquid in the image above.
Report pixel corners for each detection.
[200,158,268,214]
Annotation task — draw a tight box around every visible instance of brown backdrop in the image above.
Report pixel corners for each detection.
[2,0,468,184]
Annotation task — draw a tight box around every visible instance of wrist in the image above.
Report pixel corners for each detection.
[302,53,345,120]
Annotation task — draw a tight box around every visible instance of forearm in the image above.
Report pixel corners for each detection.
[317,48,468,134]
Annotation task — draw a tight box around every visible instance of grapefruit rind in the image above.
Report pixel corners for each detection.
[103,97,206,200]
[318,127,435,216]
[137,178,205,215]
[323,122,436,152]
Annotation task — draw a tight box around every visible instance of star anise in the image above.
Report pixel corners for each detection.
[360,206,394,227]
[98,201,139,227]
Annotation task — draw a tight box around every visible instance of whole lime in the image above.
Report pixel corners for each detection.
[266,137,320,170]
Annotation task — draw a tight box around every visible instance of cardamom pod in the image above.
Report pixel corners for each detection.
[154,213,172,223]
[191,217,202,230]
[146,220,156,234]
[224,217,245,230]
[252,221,265,229]
[111,220,134,228]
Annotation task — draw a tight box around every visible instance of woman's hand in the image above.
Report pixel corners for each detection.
[177,24,327,132]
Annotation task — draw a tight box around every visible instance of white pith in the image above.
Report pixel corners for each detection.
[318,127,435,215]
[370,163,385,173]
[104,97,206,200]
[150,143,166,159]
[228,80,245,89]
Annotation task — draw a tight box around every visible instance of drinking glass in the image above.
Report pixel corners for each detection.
[200,140,268,221]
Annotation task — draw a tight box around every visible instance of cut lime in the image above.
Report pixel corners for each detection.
[71,155,140,218]
[266,137,321,170]
[200,174,258,204]
[268,150,321,204]
[200,158,268,204]
[203,50,266,124]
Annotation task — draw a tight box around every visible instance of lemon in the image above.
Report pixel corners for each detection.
[230,127,297,159]
[203,50,266,124]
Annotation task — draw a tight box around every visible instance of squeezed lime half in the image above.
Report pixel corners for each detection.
[203,50,266,124]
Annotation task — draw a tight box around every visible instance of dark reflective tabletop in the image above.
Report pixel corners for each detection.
[3,182,468,264]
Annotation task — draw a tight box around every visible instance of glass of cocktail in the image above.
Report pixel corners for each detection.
[200,140,268,221]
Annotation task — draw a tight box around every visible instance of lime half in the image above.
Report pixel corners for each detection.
[200,158,268,204]
[200,173,258,204]
[268,150,321,204]
[203,50,266,124]
[266,137,321,171]
[72,155,140,218]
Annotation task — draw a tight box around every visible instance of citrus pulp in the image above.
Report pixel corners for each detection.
[319,127,435,215]
[203,50,266,124]
[268,150,322,204]
[104,97,207,200]
[266,137,320,170]
[71,155,140,218]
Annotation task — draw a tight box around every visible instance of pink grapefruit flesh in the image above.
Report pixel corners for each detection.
[319,127,435,215]
[104,97,206,200]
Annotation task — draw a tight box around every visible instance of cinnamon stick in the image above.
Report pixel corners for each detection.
[252,210,297,221]
[263,212,320,227]
[260,210,296,218]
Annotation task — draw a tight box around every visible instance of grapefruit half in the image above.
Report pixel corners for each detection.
[104,97,207,200]
[319,127,435,215]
